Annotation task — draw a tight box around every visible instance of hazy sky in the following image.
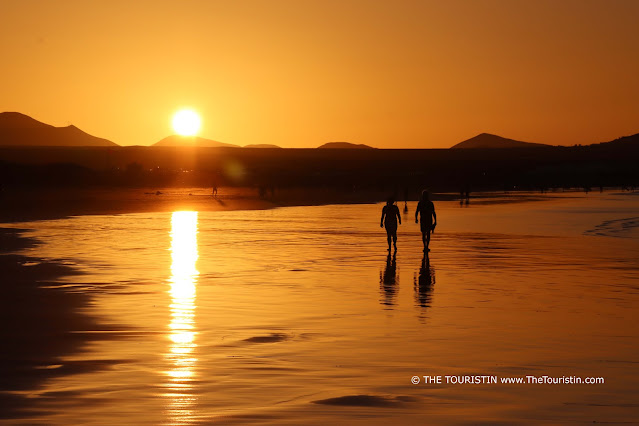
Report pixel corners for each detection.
[1,0,638,147]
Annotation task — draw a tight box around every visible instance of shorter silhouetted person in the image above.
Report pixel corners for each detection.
[212,182,218,197]
[415,190,437,252]
[380,196,401,252]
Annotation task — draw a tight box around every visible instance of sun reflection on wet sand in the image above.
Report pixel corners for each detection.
[166,211,199,424]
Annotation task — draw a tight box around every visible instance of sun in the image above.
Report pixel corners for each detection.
[172,109,201,136]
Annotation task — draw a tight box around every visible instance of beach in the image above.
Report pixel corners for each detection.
[0,228,104,419]
[0,185,556,222]
[0,187,276,222]
[1,190,638,424]
[3,1,639,423]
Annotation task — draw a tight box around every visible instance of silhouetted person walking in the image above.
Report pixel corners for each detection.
[381,196,401,251]
[415,190,437,252]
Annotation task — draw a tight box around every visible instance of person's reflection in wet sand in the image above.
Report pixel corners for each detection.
[414,253,435,314]
[380,252,398,308]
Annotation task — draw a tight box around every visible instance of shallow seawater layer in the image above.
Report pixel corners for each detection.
[7,192,639,424]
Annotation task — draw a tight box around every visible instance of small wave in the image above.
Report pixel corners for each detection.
[243,333,289,343]
[313,394,414,407]
[584,216,639,238]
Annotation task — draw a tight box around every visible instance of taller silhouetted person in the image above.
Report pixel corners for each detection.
[415,190,437,252]
[380,196,401,252]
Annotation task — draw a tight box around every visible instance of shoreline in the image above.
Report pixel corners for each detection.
[0,228,111,419]
[0,185,587,224]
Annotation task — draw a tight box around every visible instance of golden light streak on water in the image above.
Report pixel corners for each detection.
[166,211,199,424]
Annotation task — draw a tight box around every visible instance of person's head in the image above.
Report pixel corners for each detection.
[386,196,395,206]
[421,190,430,201]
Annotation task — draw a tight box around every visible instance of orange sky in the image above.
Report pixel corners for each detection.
[1,0,638,148]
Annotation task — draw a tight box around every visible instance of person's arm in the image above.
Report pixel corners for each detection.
[415,202,419,223]
[432,207,437,229]
[397,207,401,225]
[380,207,386,228]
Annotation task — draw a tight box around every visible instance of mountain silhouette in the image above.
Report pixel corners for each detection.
[318,142,374,149]
[596,132,639,148]
[451,133,550,149]
[0,112,117,146]
[153,135,239,148]
[243,144,282,148]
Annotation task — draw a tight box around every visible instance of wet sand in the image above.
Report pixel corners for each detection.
[0,187,275,222]
[0,228,99,418]
[2,191,639,424]
[0,185,554,222]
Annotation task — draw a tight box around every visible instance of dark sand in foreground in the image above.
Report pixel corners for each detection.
[0,228,101,417]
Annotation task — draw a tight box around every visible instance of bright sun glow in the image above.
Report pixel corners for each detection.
[172,109,201,136]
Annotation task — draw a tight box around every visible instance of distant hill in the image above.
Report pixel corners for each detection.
[243,144,282,148]
[0,112,117,147]
[153,135,239,148]
[451,133,550,149]
[318,142,374,149]
[596,132,639,148]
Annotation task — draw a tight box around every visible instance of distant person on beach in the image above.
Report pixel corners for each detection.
[415,190,437,252]
[380,196,401,251]
[403,187,409,212]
